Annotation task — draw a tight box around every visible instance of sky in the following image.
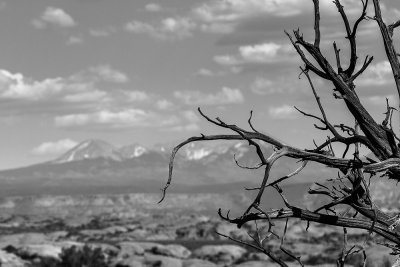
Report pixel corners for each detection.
[0,0,400,170]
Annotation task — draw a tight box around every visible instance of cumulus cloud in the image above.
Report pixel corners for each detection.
[0,65,128,102]
[174,87,244,105]
[214,42,294,66]
[268,104,297,119]
[125,17,196,40]
[0,70,64,100]
[33,7,76,29]
[31,139,78,156]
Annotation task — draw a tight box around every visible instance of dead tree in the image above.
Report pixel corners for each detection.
[161,0,400,266]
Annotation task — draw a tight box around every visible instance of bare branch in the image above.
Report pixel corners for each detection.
[280,219,304,266]
[216,231,289,267]
[285,31,329,79]
[372,0,400,103]
[333,42,343,73]
[218,208,400,244]
[312,0,321,48]
[349,55,374,82]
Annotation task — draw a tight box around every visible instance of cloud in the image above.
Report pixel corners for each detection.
[88,65,129,83]
[356,61,393,87]
[362,94,396,106]
[213,55,241,66]
[33,7,76,29]
[214,42,294,66]
[199,22,234,34]
[167,123,200,132]
[195,68,227,77]
[125,17,196,40]
[181,110,200,122]
[55,109,152,128]
[174,87,244,105]
[156,99,174,110]
[251,77,285,95]
[194,0,361,23]
[89,27,116,37]
[268,104,297,119]
[190,0,375,39]
[67,36,83,45]
[240,43,287,62]
[0,70,64,100]
[54,108,187,130]
[0,65,129,102]
[145,3,163,12]
[32,139,78,156]
[192,0,330,34]
[250,75,317,95]
[63,90,108,103]
[124,91,149,102]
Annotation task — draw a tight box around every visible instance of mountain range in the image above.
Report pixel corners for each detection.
[0,139,336,197]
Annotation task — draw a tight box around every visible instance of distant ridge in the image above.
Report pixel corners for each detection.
[0,139,336,196]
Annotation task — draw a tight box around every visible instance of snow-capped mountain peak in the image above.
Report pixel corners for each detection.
[185,148,211,160]
[118,144,148,159]
[53,139,122,163]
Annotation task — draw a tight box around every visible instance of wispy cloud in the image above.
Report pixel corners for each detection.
[54,109,159,128]
[67,36,84,45]
[268,104,297,119]
[88,65,129,83]
[54,108,197,131]
[214,42,294,66]
[125,17,196,40]
[174,87,244,105]
[194,68,226,77]
[250,75,319,95]
[356,61,393,87]
[63,90,107,103]
[32,7,76,29]
[89,27,116,37]
[31,139,78,156]
[156,99,174,110]
[361,94,396,106]
[145,3,163,12]
[124,91,149,102]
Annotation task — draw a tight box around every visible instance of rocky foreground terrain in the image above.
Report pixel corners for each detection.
[0,209,396,267]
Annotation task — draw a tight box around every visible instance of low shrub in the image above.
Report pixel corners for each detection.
[31,244,109,267]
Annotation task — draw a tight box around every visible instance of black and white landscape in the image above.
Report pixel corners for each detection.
[2,0,400,266]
